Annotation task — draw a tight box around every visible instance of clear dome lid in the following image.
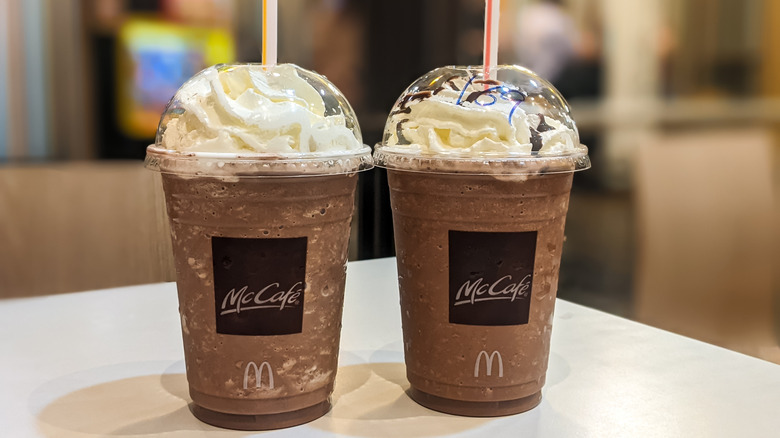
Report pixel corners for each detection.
[374,65,589,175]
[146,63,372,176]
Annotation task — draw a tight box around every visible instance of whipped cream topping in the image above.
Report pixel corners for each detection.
[159,64,364,154]
[382,71,579,157]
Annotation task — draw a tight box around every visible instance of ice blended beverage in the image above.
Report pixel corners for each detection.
[374,66,589,416]
[146,64,372,430]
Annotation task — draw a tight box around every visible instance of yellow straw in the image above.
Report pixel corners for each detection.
[262,0,277,65]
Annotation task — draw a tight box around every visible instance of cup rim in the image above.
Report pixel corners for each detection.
[372,143,590,175]
[145,145,374,177]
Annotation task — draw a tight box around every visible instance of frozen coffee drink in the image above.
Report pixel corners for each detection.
[374,66,589,416]
[145,64,372,430]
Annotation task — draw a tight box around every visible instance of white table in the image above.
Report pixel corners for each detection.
[1,257,779,437]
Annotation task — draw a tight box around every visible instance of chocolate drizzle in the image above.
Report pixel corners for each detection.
[474,79,501,86]
[530,115,554,153]
[409,91,432,101]
[430,75,463,96]
[390,91,432,116]
[530,129,543,153]
[395,118,411,144]
[536,114,553,133]
[464,90,489,104]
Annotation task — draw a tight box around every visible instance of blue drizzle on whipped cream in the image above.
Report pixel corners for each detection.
[383,70,578,157]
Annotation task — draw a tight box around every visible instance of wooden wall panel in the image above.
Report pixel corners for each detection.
[635,128,779,363]
[0,162,175,297]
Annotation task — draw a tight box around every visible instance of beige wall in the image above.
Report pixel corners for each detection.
[0,162,175,297]
[635,128,779,363]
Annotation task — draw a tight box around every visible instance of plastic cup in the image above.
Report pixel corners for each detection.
[146,64,372,430]
[374,65,589,416]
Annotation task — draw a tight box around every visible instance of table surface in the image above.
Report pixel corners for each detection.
[2,257,779,438]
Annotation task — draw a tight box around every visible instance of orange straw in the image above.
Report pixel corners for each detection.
[483,0,500,81]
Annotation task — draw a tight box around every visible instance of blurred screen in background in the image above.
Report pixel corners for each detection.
[117,19,235,139]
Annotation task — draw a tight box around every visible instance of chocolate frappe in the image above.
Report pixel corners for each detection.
[162,173,357,428]
[375,65,589,416]
[389,170,571,415]
[146,63,372,429]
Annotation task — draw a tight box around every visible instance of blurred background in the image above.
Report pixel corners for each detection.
[0,0,778,363]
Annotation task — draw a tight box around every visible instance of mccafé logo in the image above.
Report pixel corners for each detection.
[243,361,275,390]
[474,350,504,378]
[449,230,537,326]
[219,282,303,315]
[454,274,531,307]
[212,236,307,336]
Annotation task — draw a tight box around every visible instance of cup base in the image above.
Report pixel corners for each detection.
[189,400,331,430]
[407,387,541,417]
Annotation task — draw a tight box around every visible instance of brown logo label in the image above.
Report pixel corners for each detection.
[449,231,537,326]
[212,236,307,336]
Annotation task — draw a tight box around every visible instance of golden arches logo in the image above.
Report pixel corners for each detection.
[243,361,275,389]
[474,350,504,378]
